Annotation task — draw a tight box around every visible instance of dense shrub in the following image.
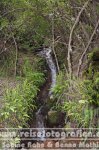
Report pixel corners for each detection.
[52,71,99,127]
[0,60,45,127]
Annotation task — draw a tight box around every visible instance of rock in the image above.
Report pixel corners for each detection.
[47,110,65,127]
[64,122,71,128]
[92,61,99,70]
[48,111,58,125]
[92,50,99,61]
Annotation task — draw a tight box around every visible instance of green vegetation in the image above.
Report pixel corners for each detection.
[52,71,99,127]
[0,0,99,129]
[0,60,44,127]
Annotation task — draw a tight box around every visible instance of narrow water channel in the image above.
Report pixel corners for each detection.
[36,47,57,141]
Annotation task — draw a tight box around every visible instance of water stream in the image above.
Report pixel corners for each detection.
[36,47,57,141]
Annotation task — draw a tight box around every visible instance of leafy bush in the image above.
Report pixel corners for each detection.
[0,60,45,127]
[80,73,99,106]
[52,72,69,99]
[52,71,99,127]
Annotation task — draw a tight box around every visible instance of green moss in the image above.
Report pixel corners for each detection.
[64,122,71,128]
[86,48,99,78]
[88,48,99,61]
[48,111,58,124]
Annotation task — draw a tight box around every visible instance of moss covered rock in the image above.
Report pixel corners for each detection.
[87,49,99,77]
[88,48,99,60]
[47,110,65,127]
[91,50,99,61]
[48,111,58,124]
[91,49,99,71]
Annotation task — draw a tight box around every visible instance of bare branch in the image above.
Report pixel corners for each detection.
[77,19,99,77]
[67,0,90,77]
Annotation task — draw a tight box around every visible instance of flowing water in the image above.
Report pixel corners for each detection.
[36,47,57,141]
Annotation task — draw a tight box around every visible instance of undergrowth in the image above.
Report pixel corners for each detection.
[0,59,45,127]
[52,71,99,128]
